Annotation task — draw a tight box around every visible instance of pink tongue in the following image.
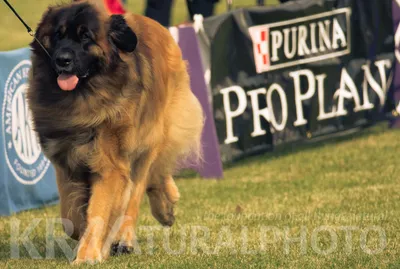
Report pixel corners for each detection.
[57,74,79,91]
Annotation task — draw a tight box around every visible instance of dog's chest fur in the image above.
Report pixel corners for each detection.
[40,127,96,171]
[31,82,160,178]
[38,117,145,179]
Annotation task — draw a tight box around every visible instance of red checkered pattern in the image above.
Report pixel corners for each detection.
[249,26,270,73]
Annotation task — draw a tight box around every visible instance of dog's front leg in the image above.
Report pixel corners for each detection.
[73,169,132,264]
[111,149,159,255]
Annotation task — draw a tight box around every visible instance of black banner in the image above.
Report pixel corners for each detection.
[202,0,395,162]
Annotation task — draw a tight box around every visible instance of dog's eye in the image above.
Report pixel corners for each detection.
[81,32,91,42]
[54,30,62,39]
[54,27,65,40]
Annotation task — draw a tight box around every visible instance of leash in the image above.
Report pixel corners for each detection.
[2,0,52,59]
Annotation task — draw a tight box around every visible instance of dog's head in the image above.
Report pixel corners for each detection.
[31,1,137,91]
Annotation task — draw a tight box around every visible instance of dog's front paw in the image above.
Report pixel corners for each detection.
[72,254,104,265]
[147,176,179,227]
[73,241,105,265]
[158,202,176,227]
[148,192,176,227]
[72,256,103,265]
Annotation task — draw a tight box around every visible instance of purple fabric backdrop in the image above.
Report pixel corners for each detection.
[171,26,223,178]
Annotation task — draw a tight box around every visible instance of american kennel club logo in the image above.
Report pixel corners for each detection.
[249,8,351,73]
[2,60,50,185]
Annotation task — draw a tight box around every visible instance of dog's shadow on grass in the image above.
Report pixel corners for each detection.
[178,124,394,179]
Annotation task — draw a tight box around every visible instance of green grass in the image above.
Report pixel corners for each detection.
[1,0,399,268]
[0,124,399,268]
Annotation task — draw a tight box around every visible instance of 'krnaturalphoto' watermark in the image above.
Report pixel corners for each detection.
[7,213,388,262]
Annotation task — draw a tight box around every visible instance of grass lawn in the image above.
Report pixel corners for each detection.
[0,0,399,268]
[0,124,399,268]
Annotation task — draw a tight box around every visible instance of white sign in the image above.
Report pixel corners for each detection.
[221,60,392,144]
[249,8,351,73]
[2,60,50,185]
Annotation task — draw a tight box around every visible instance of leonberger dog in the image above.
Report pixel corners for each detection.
[27,0,203,264]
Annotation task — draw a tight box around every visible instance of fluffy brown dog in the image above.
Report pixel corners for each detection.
[27,0,203,264]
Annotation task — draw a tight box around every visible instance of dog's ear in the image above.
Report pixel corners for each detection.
[108,15,137,52]
[30,7,54,51]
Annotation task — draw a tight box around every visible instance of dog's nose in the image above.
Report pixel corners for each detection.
[55,51,74,68]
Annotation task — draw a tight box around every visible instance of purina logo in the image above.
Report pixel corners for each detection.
[249,8,351,73]
[2,60,50,185]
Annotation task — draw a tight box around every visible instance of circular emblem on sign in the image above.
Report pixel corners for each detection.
[2,60,50,185]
